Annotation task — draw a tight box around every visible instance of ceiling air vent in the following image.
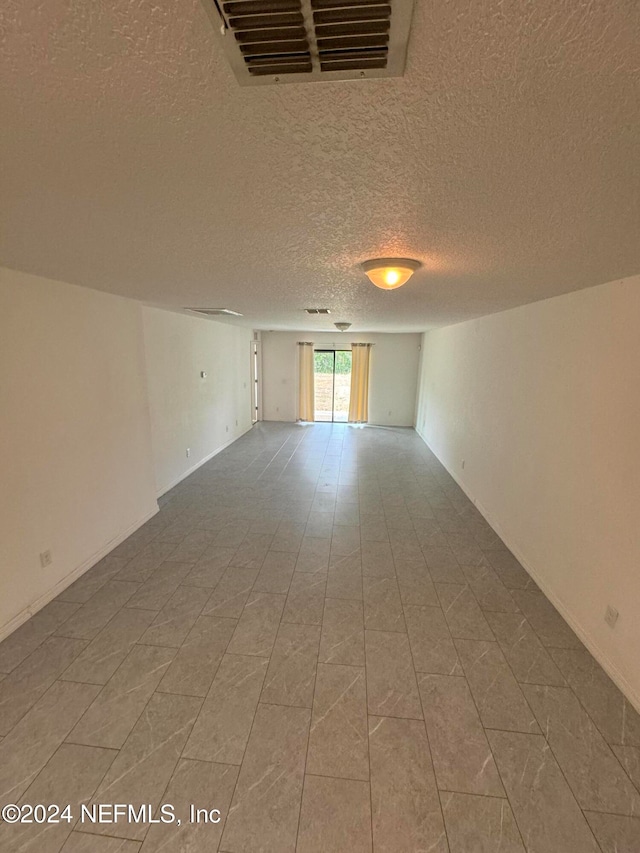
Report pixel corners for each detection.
[186,308,244,316]
[201,0,415,86]
[305,308,331,314]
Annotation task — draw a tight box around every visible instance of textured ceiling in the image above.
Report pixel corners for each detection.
[1,0,638,331]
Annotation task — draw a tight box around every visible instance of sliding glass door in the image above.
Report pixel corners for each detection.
[313,349,352,423]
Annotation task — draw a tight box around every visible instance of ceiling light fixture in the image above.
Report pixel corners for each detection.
[334,322,351,332]
[361,258,421,290]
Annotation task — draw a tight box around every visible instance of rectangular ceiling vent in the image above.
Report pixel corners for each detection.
[201,0,415,86]
[186,308,244,316]
[305,307,331,314]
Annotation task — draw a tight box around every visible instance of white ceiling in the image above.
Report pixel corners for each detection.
[1,0,638,332]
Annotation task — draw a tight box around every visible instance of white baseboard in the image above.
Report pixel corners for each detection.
[415,425,640,715]
[0,504,159,645]
[157,424,254,498]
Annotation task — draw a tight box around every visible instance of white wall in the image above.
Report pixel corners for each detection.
[0,267,158,637]
[262,331,421,426]
[142,308,254,495]
[415,274,640,708]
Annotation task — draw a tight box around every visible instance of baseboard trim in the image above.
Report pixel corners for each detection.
[415,425,640,715]
[0,504,159,644]
[156,424,254,498]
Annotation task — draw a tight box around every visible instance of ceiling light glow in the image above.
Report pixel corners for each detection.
[361,258,421,290]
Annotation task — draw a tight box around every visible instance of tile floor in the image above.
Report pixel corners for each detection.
[0,422,639,852]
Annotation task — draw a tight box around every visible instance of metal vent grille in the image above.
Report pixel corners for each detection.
[305,307,332,314]
[186,308,244,316]
[202,0,414,85]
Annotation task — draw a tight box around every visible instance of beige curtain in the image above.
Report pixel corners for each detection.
[349,343,372,423]
[297,342,315,421]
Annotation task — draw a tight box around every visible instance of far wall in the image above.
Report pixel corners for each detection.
[261,331,421,426]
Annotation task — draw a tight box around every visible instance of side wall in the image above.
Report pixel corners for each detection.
[261,331,421,426]
[415,274,640,707]
[142,308,254,496]
[0,268,158,637]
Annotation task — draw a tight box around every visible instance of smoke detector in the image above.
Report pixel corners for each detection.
[201,0,416,87]
[334,322,351,332]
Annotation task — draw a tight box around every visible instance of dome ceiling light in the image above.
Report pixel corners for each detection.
[334,322,351,332]
[361,258,421,290]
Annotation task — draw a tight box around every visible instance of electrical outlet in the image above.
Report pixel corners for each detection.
[461,459,465,469]
[235,419,238,427]
[186,448,191,458]
[40,550,53,568]
[226,425,229,432]
[605,605,619,628]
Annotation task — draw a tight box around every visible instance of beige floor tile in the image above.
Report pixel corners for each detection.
[419,673,504,797]
[404,604,461,676]
[488,729,600,853]
[297,775,372,853]
[0,743,116,853]
[485,611,566,686]
[183,653,268,764]
[369,715,447,852]
[550,647,640,746]
[61,608,156,685]
[282,572,327,625]
[226,592,286,657]
[584,812,640,853]
[362,576,406,632]
[456,639,539,733]
[140,759,238,852]
[523,683,640,814]
[441,791,525,852]
[319,598,365,666]
[202,567,258,618]
[138,584,205,647]
[436,583,494,640]
[158,615,236,697]
[252,550,297,594]
[0,636,87,735]
[80,693,201,840]
[365,630,422,719]
[0,680,101,806]
[220,704,310,852]
[307,663,368,780]
[261,623,320,708]
[67,644,176,749]
[56,582,139,639]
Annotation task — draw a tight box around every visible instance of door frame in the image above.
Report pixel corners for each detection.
[251,340,262,423]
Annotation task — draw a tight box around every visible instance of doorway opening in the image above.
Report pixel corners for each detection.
[314,349,352,422]
[251,341,261,423]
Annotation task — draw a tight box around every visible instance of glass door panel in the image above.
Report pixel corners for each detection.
[313,350,352,423]
[332,350,352,422]
[314,350,334,422]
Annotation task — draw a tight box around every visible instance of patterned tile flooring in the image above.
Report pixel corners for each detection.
[0,422,639,851]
